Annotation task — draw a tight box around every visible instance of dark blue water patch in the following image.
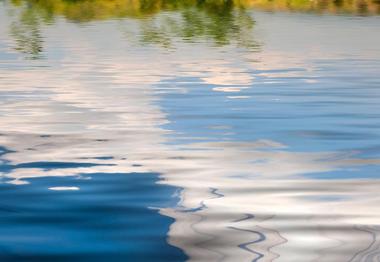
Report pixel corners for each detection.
[0,147,14,166]
[0,173,186,262]
[0,146,14,157]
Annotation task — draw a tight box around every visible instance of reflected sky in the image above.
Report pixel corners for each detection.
[1,0,380,261]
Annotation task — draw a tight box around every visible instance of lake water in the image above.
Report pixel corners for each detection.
[0,0,380,261]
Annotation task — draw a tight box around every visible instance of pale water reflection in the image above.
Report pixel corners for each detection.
[1,0,380,261]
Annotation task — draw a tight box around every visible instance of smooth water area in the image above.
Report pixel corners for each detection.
[0,0,380,261]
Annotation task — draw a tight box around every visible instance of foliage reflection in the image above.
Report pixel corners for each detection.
[7,0,380,58]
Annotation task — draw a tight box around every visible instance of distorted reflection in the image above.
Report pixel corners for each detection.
[1,0,380,261]
[9,3,43,59]
[7,0,380,58]
[7,0,259,58]
[9,0,380,21]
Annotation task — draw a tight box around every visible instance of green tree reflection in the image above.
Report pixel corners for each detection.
[7,0,380,59]
[9,2,44,59]
[7,0,259,58]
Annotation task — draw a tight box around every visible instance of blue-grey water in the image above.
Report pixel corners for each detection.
[0,0,380,261]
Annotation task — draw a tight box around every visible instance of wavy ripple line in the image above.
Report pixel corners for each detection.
[228,225,265,262]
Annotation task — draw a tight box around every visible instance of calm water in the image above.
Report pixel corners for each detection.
[1,0,380,261]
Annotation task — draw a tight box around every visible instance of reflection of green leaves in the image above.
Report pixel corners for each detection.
[6,0,380,58]
[10,6,44,59]
[8,0,260,57]
[136,2,258,50]
[139,16,178,49]
[181,2,257,48]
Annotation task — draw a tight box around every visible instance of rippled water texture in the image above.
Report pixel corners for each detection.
[1,0,380,261]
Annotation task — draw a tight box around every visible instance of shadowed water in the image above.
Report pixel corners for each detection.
[1,0,380,261]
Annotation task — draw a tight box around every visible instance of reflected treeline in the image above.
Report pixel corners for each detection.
[246,0,380,15]
[7,0,259,59]
[135,1,257,49]
[7,0,380,59]
[10,0,380,21]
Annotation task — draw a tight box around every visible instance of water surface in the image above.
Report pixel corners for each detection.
[1,0,380,261]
